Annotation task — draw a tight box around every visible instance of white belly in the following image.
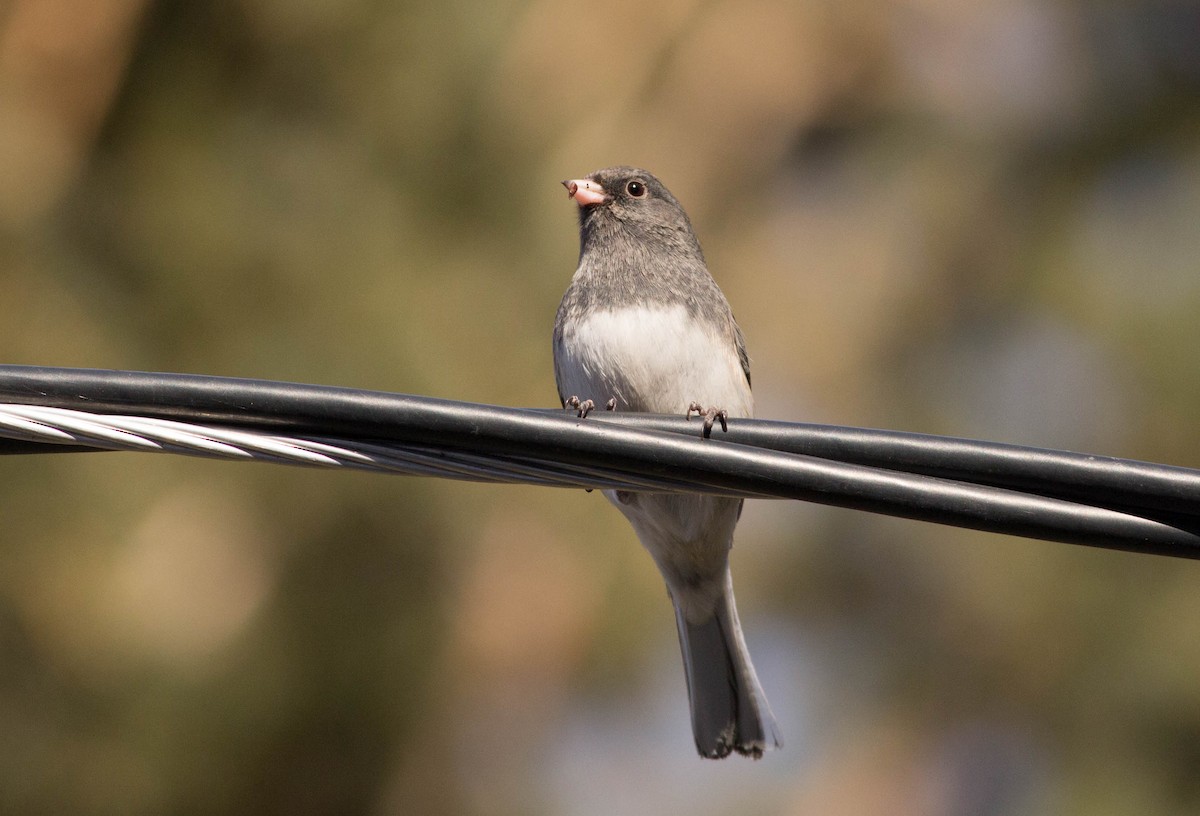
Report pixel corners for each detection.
[555,304,752,417]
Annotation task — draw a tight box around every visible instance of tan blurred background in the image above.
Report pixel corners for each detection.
[2,0,1200,813]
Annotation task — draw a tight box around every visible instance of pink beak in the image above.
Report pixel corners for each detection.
[563,178,608,207]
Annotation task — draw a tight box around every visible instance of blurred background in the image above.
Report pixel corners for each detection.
[2,0,1200,813]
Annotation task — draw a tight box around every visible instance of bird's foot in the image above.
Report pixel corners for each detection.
[564,396,616,418]
[686,402,728,438]
[565,395,595,418]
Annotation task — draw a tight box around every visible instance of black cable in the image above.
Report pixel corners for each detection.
[575,413,1200,533]
[0,365,1197,558]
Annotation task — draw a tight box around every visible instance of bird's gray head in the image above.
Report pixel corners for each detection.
[562,166,703,261]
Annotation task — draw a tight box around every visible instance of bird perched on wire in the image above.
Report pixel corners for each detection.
[553,166,781,758]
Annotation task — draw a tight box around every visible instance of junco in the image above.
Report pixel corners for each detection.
[553,166,781,758]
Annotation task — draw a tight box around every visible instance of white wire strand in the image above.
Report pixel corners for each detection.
[0,403,721,494]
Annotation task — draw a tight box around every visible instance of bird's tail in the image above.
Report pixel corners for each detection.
[674,569,782,759]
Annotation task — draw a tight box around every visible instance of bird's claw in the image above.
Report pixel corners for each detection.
[565,396,616,418]
[565,395,596,418]
[686,402,728,438]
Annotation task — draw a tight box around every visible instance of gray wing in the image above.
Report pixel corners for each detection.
[733,317,751,390]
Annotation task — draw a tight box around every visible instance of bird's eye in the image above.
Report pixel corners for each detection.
[626,180,647,198]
